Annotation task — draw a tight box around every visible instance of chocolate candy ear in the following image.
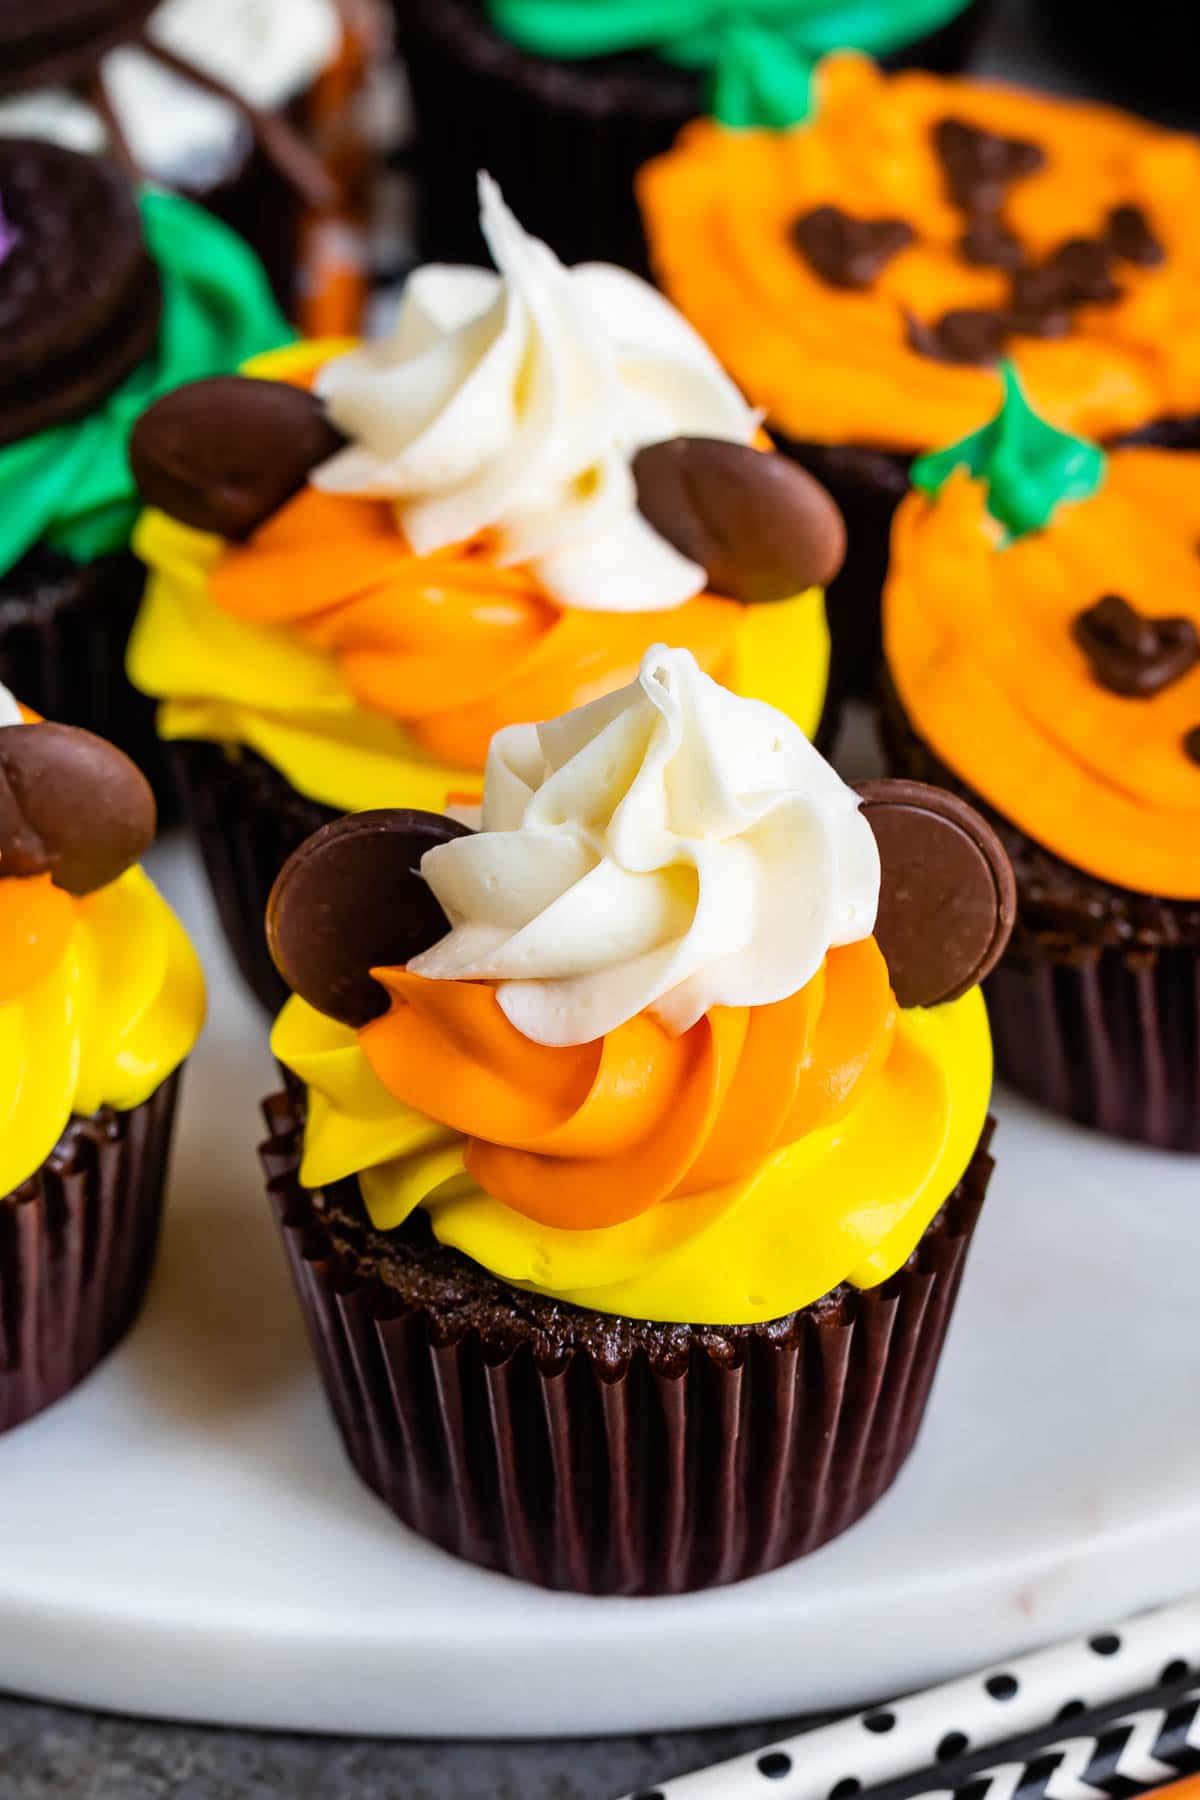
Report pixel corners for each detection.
[854,779,1016,1009]
[267,810,475,1028]
[633,438,847,603]
[130,376,346,540]
[0,724,156,895]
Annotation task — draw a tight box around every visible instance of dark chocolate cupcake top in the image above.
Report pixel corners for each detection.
[269,645,1005,1326]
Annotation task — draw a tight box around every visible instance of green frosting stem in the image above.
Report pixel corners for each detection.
[910,363,1107,540]
[488,0,974,128]
[0,189,292,580]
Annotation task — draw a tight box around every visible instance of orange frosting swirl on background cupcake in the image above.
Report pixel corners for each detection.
[638,54,1200,451]
[885,446,1200,898]
[211,486,750,771]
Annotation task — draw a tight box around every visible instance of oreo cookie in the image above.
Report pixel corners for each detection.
[0,139,161,444]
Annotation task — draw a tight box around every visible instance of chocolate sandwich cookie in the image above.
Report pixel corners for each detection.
[0,138,161,445]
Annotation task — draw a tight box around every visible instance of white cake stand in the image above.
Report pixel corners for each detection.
[0,817,1195,1739]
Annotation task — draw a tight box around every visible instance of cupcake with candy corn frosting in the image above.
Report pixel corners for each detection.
[0,681,205,1433]
[883,367,1200,1152]
[639,53,1200,692]
[260,645,1013,1594]
[128,176,845,1012]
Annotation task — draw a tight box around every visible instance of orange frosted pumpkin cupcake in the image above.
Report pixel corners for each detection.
[127,178,844,1010]
[883,367,1200,1151]
[639,53,1200,691]
[261,645,1012,1592]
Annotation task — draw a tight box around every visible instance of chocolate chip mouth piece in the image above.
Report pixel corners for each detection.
[1185,727,1200,765]
[790,206,915,290]
[1106,203,1165,268]
[1073,594,1200,698]
[959,217,1024,270]
[267,809,476,1028]
[131,377,347,541]
[854,778,1017,1010]
[0,722,155,894]
[0,137,162,444]
[932,117,1046,216]
[906,308,1011,367]
[633,437,846,602]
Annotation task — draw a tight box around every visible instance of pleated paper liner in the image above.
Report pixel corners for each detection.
[880,681,1200,1153]
[0,544,177,814]
[261,1088,994,1596]
[400,0,989,276]
[172,739,334,1015]
[0,1070,182,1435]
[171,679,844,1017]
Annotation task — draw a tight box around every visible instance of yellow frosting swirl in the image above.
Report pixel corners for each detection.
[127,343,830,816]
[0,868,206,1199]
[272,985,991,1325]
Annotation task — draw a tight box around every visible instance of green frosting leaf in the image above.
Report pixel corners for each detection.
[0,188,292,580]
[488,0,973,127]
[910,362,1106,540]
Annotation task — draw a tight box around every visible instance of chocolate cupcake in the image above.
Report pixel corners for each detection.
[639,54,1200,694]
[398,0,988,274]
[127,177,845,1011]
[262,645,1012,1593]
[0,0,373,319]
[0,681,205,1433]
[882,365,1200,1152]
[0,136,289,807]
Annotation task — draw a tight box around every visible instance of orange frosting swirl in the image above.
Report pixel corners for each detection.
[211,486,748,770]
[884,448,1200,898]
[637,55,1200,450]
[360,938,896,1231]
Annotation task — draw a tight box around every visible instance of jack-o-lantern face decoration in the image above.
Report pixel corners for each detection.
[637,54,1200,453]
[885,427,1200,898]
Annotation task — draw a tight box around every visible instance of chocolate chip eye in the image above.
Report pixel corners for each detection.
[0,724,155,895]
[790,206,914,290]
[1073,594,1199,698]
[1184,727,1200,765]
[267,809,475,1027]
[853,779,1016,1010]
[1106,203,1165,268]
[932,117,1045,214]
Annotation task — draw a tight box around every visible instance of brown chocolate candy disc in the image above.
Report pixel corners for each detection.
[0,722,155,894]
[130,377,346,541]
[854,779,1016,1010]
[267,809,475,1028]
[633,438,846,604]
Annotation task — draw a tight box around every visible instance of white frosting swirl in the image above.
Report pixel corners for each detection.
[0,682,20,727]
[0,0,342,188]
[313,175,759,614]
[409,647,880,1046]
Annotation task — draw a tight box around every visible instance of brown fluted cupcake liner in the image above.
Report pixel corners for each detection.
[261,1088,994,1595]
[881,679,1200,1152]
[171,739,335,1014]
[0,1070,182,1435]
[0,543,177,813]
[400,0,989,275]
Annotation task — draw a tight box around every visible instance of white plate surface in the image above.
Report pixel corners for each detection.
[0,824,1195,1739]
